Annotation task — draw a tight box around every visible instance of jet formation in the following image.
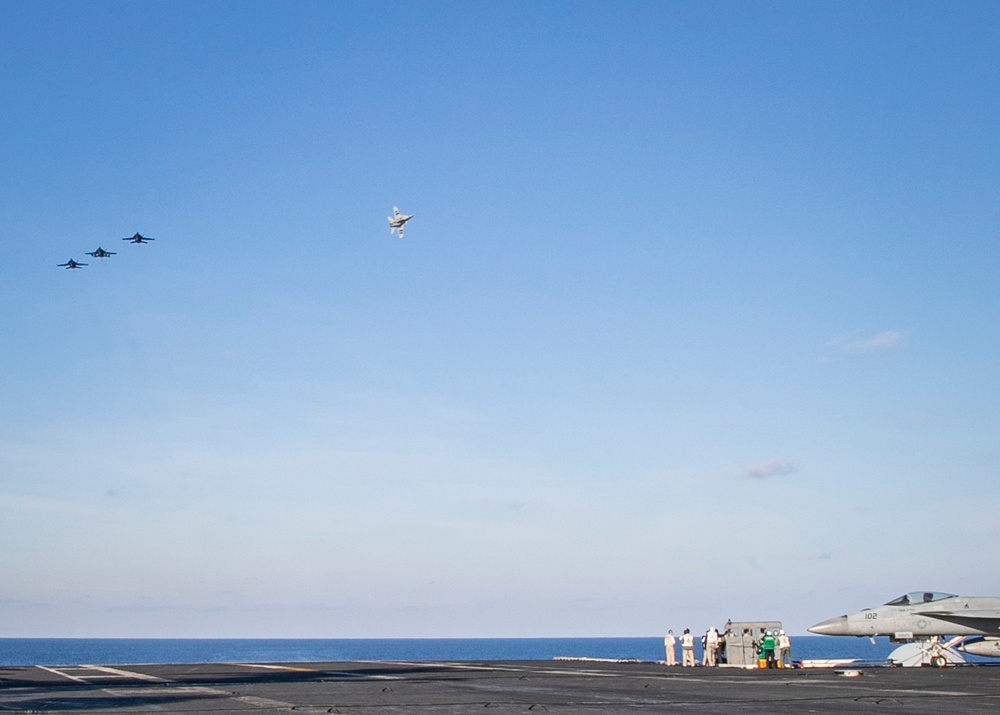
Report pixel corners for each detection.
[810,591,1000,666]
[57,231,153,270]
[61,207,413,270]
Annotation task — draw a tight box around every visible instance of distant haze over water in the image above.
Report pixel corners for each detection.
[0,637,913,667]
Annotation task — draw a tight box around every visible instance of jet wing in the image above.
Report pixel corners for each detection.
[921,610,1000,634]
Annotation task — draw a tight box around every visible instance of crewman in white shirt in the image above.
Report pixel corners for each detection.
[680,628,696,667]
[703,626,720,666]
[664,630,677,666]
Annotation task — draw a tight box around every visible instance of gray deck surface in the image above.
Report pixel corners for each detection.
[2,660,999,714]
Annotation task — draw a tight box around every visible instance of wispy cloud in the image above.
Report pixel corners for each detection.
[829,329,909,355]
[0,491,94,515]
[744,459,798,479]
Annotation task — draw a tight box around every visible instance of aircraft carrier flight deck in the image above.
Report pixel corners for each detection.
[2,659,999,714]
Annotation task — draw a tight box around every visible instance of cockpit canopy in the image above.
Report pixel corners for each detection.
[884,591,957,606]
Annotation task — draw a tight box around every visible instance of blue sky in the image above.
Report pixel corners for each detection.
[1,1,998,638]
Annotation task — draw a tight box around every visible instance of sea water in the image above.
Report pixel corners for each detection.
[0,636,902,667]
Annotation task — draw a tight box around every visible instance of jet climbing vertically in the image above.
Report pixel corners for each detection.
[387,207,413,239]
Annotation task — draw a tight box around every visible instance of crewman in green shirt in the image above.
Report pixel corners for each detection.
[759,631,777,669]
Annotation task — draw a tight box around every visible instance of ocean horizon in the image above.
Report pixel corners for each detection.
[0,636,908,667]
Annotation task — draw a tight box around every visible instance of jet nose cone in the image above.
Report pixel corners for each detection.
[808,615,850,636]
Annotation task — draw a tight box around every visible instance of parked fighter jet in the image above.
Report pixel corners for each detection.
[810,591,1000,666]
[57,259,88,269]
[387,206,413,239]
[123,233,154,244]
[86,247,116,258]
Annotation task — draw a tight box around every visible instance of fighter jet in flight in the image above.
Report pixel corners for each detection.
[86,247,116,258]
[387,206,413,239]
[57,259,88,269]
[123,233,154,244]
[810,591,1000,666]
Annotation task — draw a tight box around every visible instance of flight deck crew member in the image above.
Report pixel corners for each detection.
[741,628,755,665]
[680,628,696,667]
[703,626,719,666]
[664,630,677,666]
[760,631,777,668]
[777,630,792,668]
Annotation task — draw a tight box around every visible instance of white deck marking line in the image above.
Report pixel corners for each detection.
[325,670,401,680]
[77,684,294,713]
[314,662,433,680]
[35,666,89,684]
[230,694,297,708]
[171,685,297,709]
[226,662,317,672]
[362,665,979,701]
[867,688,974,697]
[33,665,170,684]
[79,665,169,682]
[379,661,624,678]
